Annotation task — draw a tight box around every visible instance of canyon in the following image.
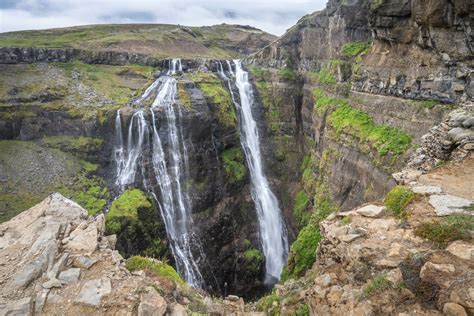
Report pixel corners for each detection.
[0,0,473,315]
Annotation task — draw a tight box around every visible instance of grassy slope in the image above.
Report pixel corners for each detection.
[0,23,277,59]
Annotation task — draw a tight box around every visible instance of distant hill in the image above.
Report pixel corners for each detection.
[0,23,277,59]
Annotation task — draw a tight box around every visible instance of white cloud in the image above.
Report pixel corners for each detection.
[0,0,327,35]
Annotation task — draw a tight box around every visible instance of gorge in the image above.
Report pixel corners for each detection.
[0,0,473,315]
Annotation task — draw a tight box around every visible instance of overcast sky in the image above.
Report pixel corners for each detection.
[0,0,327,35]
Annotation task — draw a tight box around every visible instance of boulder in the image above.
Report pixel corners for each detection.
[75,278,112,307]
[411,185,442,195]
[58,268,81,284]
[64,220,99,255]
[170,303,187,316]
[429,194,472,216]
[72,255,97,269]
[138,286,167,316]
[0,297,34,316]
[420,262,455,280]
[42,278,63,289]
[446,241,474,260]
[443,302,468,316]
[355,205,385,218]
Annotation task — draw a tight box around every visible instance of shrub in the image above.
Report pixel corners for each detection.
[364,274,392,298]
[384,186,414,217]
[278,67,297,81]
[341,42,370,58]
[221,147,247,183]
[126,256,183,285]
[414,214,473,246]
[256,292,281,313]
[243,248,264,274]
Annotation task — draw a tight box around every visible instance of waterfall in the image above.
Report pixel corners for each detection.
[113,59,204,287]
[231,60,288,284]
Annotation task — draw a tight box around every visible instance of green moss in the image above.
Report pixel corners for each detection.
[126,256,184,285]
[414,214,473,246]
[42,135,104,158]
[178,82,193,110]
[243,248,264,274]
[364,275,392,298]
[308,69,337,85]
[384,186,414,217]
[105,189,152,234]
[413,99,439,110]
[192,72,236,128]
[221,147,247,184]
[278,67,297,81]
[341,42,370,58]
[313,89,349,115]
[328,101,412,157]
[341,215,352,225]
[296,304,310,316]
[294,191,310,227]
[371,0,384,10]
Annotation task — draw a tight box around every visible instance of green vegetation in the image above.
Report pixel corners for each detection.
[191,72,237,128]
[341,215,352,225]
[293,191,310,227]
[55,61,155,105]
[364,275,392,298]
[328,101,412,157]
[105,189,152,234]
[126,256,184,285]
[341,42,370,58]
[177,82,193,110]
[0,194,44,223]
[384,186,414,217]
[42,135,104,158]
[296,304,310,316]
[256,291,281,314]
[312,89,349,115]
[0,24,275,59]
[308,69,337,85]
[414,214,474,246]
[371,0,384,10]
[413,99,440,110]
[243,248,264,274]
[278,67,297,81]
[221,147,247,184]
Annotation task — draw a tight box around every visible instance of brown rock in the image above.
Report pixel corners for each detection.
[443,302,467,316]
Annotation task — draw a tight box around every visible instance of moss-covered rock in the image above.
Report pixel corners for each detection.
[106,189,167,258]
[221,147,247,184]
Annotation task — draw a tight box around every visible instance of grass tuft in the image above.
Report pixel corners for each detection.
[341,42,370,58]
[414,214,473,246]
[384,186,414,217]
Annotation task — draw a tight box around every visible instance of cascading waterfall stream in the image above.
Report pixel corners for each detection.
[113,59,204,287]
[228,60,288,284]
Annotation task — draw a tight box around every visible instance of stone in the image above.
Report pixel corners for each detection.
[443,302,468,316]
[462,117,474,128]
[47,252,69,280]
[446,241,474,260]
[132,270,146,277]
[315,274,333,287]
[170,303,187,316]
[227,295,240,301]
[429,195,472,216]
[73,255,97,269]
[64,220,99,254]
[420,262,455,280]
[105,234,117,249]
[75,278,112,307]
[355,205,385,218]
[138,286,167,316]
[35,289,50,314]
[0,297,34,315]
[42,278,63,289]
[448,128,474,143]
[339,234,363,243]
[58,268,81,284]
[411,185,442,195]
[327,285,343,305]
[386,268,403,285]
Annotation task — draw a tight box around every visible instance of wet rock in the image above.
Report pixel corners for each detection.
[58,268,81,284]
[443,302,468,316]
[429,194,472,216]
[75,278,112,307]
[138,286,167,316]
[446,241,474,260]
